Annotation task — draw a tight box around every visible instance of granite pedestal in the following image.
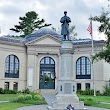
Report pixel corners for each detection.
[48,41,88,110]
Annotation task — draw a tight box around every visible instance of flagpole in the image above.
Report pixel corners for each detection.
[91,17,96,96]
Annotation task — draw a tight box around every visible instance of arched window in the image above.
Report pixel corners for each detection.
[76,56,91,79]
[40,57,55,65]
[5,55,19,78]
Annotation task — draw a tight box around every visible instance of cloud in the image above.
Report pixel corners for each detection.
[0,0,108,40]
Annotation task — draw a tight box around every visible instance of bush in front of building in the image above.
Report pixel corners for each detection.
[77,89,94,95]
[0,88,3,94]
[103,85,110,96]
[21,88,30,94]
[0,88,31,94]
[12,92,47,105]
[0,88,17,94]
[79,97,96,106]
[77,89,102,96]
[84,98,96,106]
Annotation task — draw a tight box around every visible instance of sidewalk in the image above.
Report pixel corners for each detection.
[16,104,110,110]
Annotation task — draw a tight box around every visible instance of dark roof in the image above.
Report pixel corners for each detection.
[0,35,24,43]
[73,39,104,45]
[24,27,62,42]
[0,28,104,45]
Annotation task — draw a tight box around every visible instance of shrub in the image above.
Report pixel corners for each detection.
[84,99,96,106]
[12,93,46,105]
[77,89,101,96]
[96,90,101,96]
[77,89,94,95]
[79,97,85,101]
[34,95,42,100]
[13,94,25,103]
[22,88,30,94]
[87,97,94,101]
[103,85,110,96]
[0,88,3,94]
[24,94,32,100]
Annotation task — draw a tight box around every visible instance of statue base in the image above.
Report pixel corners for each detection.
[47,94,88,110]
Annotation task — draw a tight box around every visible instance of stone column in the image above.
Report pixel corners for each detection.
[27,54,34,91]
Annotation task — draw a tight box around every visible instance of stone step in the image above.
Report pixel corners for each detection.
[39,89,57,95]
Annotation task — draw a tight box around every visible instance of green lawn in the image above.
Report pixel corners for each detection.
[79,95,110,102]
[0,94,19,101]
[0,102,32,110]
[93,103,110,109]
[0,94,47,110]
[78,95,110,109]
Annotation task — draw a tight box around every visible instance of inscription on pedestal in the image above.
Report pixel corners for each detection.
[64,83,72,94]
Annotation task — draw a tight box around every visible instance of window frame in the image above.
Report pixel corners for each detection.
[4,82,9,89]
[13,82,18,91]
[5,55,19,78]
[76,56,91,79]
[85,83,90,90]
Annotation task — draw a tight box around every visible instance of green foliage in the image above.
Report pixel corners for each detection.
[91,9,110,63]
[2,89,17,94]
[0,102,31,110]
[79,96,96,106]
[69,23,77,40]
[0,88,31,94]
[45,75,53,81]
[103,85,110,96]
[12,93,46,105]
[79,97,85,101]
[77,89,94,95]
[84,99,96,106]
[0,88,3,94]
[22,88,30,94]
[10,11,51,37]
[77,89,102,96]
[87,97,94,101]
[24,94,32,100]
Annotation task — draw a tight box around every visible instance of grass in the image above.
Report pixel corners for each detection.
[0,102,32,110]
[79,95,110,102]
[0,94,19,101]
[0,94,47,110]
[93,103,110,109]
[78,95,110,109]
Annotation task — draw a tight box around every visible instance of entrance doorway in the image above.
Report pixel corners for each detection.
[39,57,55,89]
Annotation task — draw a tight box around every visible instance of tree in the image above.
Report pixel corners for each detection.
[10,11,51,37]
[91,9,110,63]
[69,23,77,40]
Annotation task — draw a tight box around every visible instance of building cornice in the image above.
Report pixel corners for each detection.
[0,40,25,47]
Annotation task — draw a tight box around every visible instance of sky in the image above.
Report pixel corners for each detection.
[0,0,109,40]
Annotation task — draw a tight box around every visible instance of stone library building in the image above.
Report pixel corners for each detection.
[0,27,110,92]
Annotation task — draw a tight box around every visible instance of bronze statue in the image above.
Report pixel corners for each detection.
[60,11,71,40]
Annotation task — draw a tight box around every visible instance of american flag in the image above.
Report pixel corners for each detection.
[87,21,92,37]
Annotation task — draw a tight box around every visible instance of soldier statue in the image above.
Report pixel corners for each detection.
[60,11,71,40]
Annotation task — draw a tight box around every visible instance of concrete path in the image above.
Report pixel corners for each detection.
[16,93,110,110]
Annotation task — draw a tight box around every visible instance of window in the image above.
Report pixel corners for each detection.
[5,55,19,78]
[77,83,81,91]
[40,57,55,65]
[85,83,90,90]
[76,56,91,79]
[13,82,18,91]
[5,82,9,89]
